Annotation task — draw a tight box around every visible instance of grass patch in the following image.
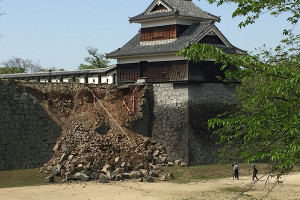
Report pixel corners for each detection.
[221,187,253,198]
[162,163,270,183]
[222,187,245,193]
[0,169,48,188]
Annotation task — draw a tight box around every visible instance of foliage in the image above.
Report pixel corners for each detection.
[204,0,300,28]
[1,57,42,73]
[179,35,300,172]
[78,47,110,70]
[177,0,300,174]
[0,66,23,74]
[78,64,98,70]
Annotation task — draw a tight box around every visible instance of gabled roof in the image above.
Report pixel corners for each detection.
[106,21,247,59]
[130,0,220,23]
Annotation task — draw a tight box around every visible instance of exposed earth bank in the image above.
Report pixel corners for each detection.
[1,173,299,200]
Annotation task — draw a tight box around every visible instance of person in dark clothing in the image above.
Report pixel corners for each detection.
[233,162,240,180]
[252,163,259,181]
[232,164,235,180]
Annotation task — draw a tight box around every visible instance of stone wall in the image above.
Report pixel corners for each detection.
[188,83,238,165]
[0,81,61,170]
[152,83,238,165]
[152,83,189,163]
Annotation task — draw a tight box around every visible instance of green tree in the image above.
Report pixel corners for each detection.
[1,57,42,73]
[0,66,23,74]
[78,47,110,70]
[179,0,300,176]
[205,0,300,28]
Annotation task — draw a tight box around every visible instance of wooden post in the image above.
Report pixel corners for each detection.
[84,74,89,84]
[98,74,102,84]
[48,70,52,83]
[132,88,135,112]
[113,73,116,84]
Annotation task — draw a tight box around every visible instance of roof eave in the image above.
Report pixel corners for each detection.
[130,15,220,24]
[107,52,179,60]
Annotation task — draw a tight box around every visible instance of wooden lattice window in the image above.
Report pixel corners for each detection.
[141,25,176,41]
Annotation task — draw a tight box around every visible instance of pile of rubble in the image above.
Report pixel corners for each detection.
[43,119,187,183]
[29,85,188,183]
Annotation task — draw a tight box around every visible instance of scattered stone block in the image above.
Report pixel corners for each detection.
[99,174,109,183]
[121,162,129,172]
[174,160,181,166]
[68,155,74,160]
[52,168,60,176]
[145,176,154,182]
[102,164,112,173]
[90,172,100,180]
[114,157,121,167]
[65,164,76,172]
[153,150,160,157]
[45,174,54,183]
[149,170,159,178]
[74,172,89,181]
[159,174,167,181]
[121,173,130,179]
[139,169,147,177]
[180,162,188,167]
[77,164,83,171]
[106,171,115,180]
[138,177,144,182]
[60,153,68,162]
[65,173,75,181]
[166,172,174,180]
[129,171,142,179]
[89,164,98,172]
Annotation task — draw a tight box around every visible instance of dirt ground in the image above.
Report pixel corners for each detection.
[1,173,299,200]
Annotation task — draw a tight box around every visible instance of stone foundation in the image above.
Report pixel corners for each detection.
[152,82,238,165]
[152,83,189,163]
[0,81,61,170]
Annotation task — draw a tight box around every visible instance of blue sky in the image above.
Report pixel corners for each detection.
[0,0,298,71]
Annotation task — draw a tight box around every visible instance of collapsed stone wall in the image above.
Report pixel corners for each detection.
[152,82,238,165]
[0,80,61,170]
[0,79,238,171]
[0,81,162,175]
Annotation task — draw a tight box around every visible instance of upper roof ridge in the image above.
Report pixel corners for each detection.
[129,0,220,23]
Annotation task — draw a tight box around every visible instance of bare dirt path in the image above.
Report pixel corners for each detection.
[1,173,299,200]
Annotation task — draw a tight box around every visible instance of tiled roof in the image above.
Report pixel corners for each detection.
[129,0,220,23]
[106,22,247,58]
[0,65,116,79]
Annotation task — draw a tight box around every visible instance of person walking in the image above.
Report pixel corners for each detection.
[233,162,240,180]
[252,163,259,181]
[232,164,235,180]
